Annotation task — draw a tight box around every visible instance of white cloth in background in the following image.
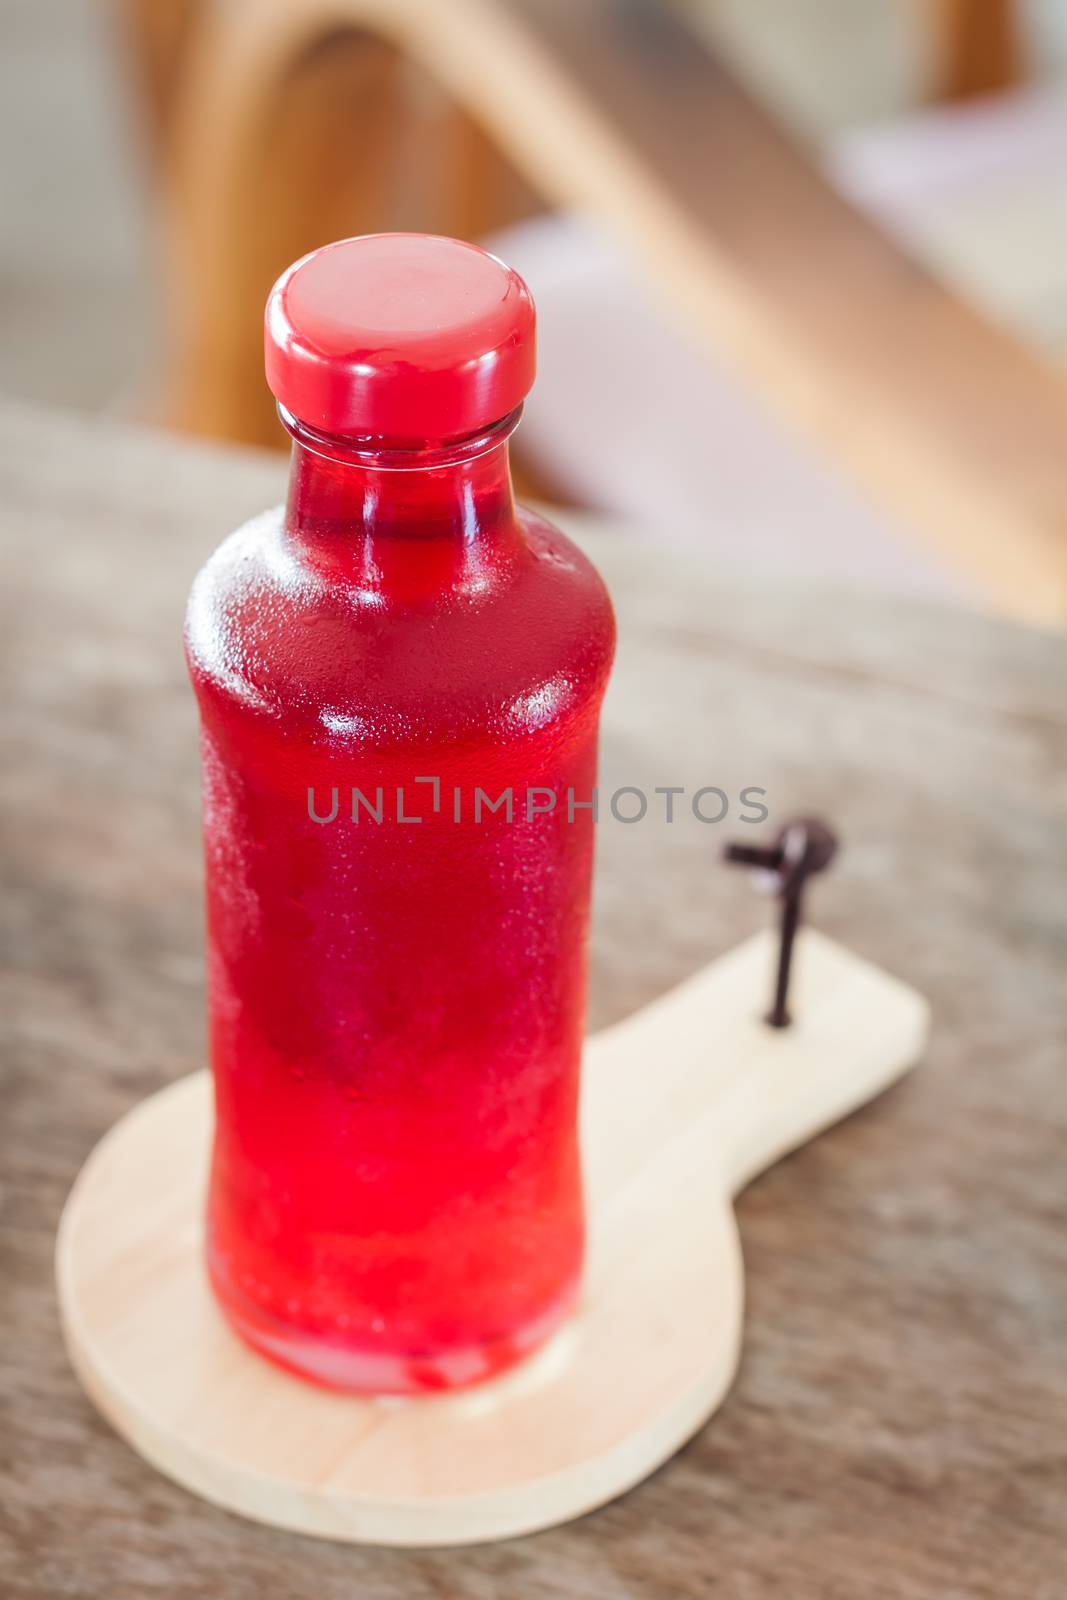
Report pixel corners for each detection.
[487,214,968,603]
[832,84,1067,355]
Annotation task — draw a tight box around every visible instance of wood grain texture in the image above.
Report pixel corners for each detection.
[56,934,926,1545]
[1,398,1066,1594]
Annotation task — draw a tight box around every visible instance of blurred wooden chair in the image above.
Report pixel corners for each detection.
[931,0,1023,101]
[116,0,1067,623]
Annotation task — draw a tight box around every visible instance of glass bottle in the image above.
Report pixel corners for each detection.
[185,234,615,1392]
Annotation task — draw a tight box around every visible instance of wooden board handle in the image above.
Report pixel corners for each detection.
[584,930,930,1199]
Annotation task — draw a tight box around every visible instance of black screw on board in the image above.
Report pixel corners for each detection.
[723,817,839,1028]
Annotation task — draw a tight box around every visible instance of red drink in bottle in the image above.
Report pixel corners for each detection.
[185,235,615,1391]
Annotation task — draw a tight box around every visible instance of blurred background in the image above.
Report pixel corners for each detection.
[5,0,1067,621]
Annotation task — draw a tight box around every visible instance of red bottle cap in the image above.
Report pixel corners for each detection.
[265,233,536,442]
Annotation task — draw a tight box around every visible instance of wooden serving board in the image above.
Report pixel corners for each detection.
[56,929,927,1547]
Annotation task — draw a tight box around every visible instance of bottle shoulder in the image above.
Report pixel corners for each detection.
[185,504,615,747]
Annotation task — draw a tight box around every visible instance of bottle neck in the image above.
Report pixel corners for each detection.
[281,407,520,593]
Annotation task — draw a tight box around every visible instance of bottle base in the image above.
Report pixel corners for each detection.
[208,1257,580,1396]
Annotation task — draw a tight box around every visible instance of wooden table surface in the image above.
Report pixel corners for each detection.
[2,399,1065,1597]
